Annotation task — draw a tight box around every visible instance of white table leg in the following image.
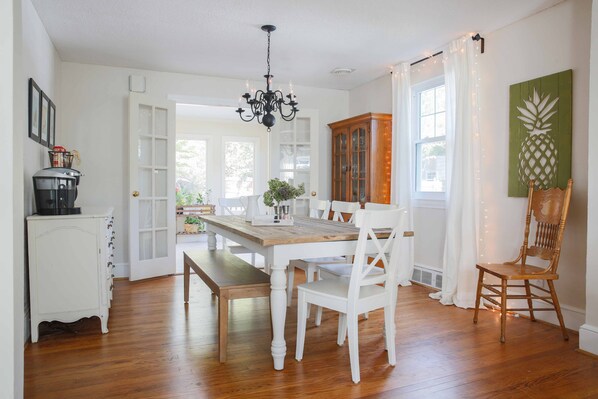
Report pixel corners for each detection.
[207,230,217,250]
[270,262,287,370]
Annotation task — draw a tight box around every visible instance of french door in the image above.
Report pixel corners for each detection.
[129,93,176,281]
[272,109,319,215]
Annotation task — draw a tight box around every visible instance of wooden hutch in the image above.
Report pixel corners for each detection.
[329,113,392,205]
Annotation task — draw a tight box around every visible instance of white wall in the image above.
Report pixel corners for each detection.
[59,62,348,272]
[20,0,63,342]
[348,0,591,330]
[479,0,590,328]
[580,0,598,356]
[176,116,270,203]
[349,74,392,115]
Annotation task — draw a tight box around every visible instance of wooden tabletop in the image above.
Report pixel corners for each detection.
[198,215,391,247]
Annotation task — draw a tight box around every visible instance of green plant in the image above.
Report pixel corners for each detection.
[184,216,201,224]
[263,178,305,207]
[177,187,212,206]
[196,189,212,205]
[176,186,195,206]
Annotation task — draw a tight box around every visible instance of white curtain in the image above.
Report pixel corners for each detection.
[430,36,481,308]
[391,62,415,286]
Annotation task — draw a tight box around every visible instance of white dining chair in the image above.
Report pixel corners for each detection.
[308,198,331,219]
[218,197,256,266]
[295,208,406,384]
[286,200,360,310]
[315,204,404,324]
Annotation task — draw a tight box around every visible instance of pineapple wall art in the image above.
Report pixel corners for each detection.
[508,70,572,197]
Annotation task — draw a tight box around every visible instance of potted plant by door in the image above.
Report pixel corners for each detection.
[263,178,305,219]
[184,216,202,234]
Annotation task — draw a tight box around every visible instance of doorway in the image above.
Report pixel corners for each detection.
[174,104,268,273]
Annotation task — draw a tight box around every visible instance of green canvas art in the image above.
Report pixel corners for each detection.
[508,70,572,197]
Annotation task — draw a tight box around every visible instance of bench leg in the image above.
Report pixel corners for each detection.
[219,291,229,363]
[184,259,190,303]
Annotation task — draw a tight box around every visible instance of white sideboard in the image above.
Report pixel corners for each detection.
[27,207,115,342]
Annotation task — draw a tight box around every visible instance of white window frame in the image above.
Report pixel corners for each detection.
[411,76,446,208]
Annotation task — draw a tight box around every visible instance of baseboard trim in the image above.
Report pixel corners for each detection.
[580,324,598,356]
[531,302,586,332]
[482,299,585,331]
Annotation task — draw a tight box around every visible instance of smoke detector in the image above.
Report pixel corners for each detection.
[330,67,356,75]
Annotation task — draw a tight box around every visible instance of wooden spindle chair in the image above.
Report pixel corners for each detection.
[473,179,573,343]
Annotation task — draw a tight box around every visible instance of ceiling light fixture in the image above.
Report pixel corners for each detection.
[236,25,299,131]
[330,67,355,75]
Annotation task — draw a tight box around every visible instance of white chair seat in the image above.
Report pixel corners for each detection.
[318,263,384,278]
[298,279,386,305]
[227,243,253,253]
[302,256,345,263]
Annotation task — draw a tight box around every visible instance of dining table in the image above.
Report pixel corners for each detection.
[197,214,392,371]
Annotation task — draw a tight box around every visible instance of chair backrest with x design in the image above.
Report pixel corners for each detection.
[218,197,246,216]
[309,199,331,220]
[331,201,361,223]
[347,208,406,299]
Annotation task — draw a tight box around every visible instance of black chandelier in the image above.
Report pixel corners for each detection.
[236,25,299,131]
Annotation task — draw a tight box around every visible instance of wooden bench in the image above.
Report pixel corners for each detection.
[183,250,271,362]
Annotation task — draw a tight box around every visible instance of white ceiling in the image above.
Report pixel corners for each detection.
[32,0,563,91]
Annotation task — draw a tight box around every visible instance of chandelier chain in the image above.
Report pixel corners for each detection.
[266,30,271,78]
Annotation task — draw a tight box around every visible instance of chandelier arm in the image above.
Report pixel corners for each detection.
[279,108,298,120]
[273,90,297,107]
[238,112,257,122]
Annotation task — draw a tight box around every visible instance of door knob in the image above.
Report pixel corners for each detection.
[311,191,317,197]
[132,191,140,197]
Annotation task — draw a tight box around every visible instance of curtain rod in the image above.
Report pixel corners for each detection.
[410,51,443,67]
[393,33,485,71]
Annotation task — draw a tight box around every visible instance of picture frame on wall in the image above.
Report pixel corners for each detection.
[48,101,56,149]
[40,91,50,147]
[28,78,41,142]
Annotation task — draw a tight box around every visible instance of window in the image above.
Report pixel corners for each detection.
[413,78,446,202]
[176,139,207,203]
[223,138,257,198]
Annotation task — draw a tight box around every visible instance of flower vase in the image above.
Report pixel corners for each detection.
[274,203,291,220]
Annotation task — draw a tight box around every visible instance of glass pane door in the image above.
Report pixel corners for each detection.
[333,130,349,201]
[350,125,368,203]
[279,117,312,215]
[137,105,170,261]
[129,93,175,281]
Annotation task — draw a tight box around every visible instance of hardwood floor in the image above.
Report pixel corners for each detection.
[25,275,598,398]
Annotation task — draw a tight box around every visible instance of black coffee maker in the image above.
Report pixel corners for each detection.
[33,167,82,215]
